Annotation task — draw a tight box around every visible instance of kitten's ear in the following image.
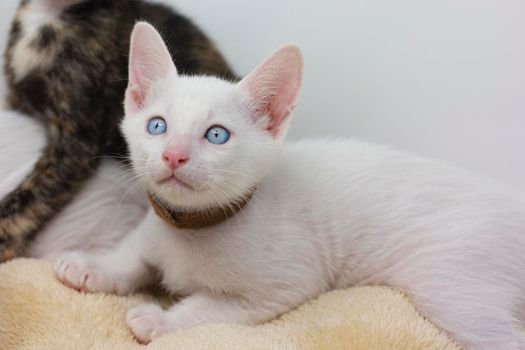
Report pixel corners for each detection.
[125,22,177,115]
[239,44,303,138]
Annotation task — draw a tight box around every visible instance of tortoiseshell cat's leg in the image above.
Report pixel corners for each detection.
[0,135,100,260]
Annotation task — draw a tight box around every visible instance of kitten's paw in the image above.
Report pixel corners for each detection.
[54,252,117,294]
[127,303,170,344]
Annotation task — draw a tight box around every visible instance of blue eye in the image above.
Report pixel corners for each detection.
[205,126,230,145]
[147,117,167,135]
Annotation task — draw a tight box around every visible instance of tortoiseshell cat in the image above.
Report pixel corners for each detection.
[0,0,236,261]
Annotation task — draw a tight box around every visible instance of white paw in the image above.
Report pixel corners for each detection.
[126,303,170,344]
[54,251,117,294]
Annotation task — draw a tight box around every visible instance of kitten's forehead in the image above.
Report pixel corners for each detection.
[172,76,237,101]
[162,76,240,129]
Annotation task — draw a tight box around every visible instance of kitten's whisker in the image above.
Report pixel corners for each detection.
[117,179,145,207]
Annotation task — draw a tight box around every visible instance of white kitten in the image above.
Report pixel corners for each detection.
[55,22,525,349]
[0,109,147,259]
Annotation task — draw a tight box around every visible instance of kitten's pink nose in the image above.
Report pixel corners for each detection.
[162,149,189,170]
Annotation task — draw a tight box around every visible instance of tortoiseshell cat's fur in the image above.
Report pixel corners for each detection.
[0,0,236,261]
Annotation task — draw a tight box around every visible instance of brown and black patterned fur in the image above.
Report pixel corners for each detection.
[0,0,237,261]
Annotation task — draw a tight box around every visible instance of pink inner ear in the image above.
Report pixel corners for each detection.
[242,45,303,138]
[125,22,177,114]
[267,76,302,136]
[130,85,145,109]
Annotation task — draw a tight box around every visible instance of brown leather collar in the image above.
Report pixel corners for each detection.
[148,189,255,230]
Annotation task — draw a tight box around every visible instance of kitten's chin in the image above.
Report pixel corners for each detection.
[148,169,206,195]
[158,175,196,192]
[151,179,202,202]
[148,181,249,212]
[147,171,254,211]
[148,180,210,211]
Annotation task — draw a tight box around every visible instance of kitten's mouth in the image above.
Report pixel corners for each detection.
[158,174,195,191]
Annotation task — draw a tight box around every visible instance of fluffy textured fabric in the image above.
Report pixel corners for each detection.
[0,259,461,350]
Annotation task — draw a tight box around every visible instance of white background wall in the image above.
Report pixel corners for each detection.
[1,1,524,192]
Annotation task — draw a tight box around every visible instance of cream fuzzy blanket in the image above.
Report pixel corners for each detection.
[0,259,461,350]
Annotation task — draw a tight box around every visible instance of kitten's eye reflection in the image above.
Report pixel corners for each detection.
[147,117,167,135]
[205,126,230,145]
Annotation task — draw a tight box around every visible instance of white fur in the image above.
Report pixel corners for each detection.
[0,110,148,259]
[10,2,60,81]
[55,23,525,349]
[9,0,88,81]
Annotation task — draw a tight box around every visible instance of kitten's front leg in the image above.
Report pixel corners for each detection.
[54,210,158,295]
[54,249,144,295]
[127,292,289,344]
